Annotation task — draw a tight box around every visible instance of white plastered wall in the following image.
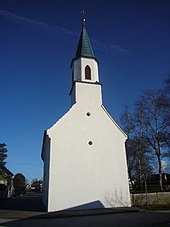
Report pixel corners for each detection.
[72,58,99,83]
[45,83,131,211]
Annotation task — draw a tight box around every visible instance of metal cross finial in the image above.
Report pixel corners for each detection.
[81,10,86,26]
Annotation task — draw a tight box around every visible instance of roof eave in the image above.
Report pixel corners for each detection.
[70,56,99,68]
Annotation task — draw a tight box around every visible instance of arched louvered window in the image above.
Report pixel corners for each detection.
[85,65,91,80]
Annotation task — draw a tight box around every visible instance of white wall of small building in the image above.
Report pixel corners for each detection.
[42,134,51,210]
[43,83,131,211]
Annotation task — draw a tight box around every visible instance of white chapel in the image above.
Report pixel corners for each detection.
[41,18,131,212]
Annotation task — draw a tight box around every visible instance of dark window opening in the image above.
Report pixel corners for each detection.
[85,65,91,80]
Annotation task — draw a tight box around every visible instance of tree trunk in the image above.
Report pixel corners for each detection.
[157,153,163,190]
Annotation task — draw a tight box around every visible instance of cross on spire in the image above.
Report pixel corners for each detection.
[81,10,86,26]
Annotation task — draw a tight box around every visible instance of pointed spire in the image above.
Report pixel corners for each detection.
[75,15,95,59]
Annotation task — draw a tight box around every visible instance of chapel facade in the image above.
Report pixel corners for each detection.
[41,18,131,212]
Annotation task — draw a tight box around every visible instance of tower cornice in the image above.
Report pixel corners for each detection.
[69,80,102,96]
[70,56,99,68]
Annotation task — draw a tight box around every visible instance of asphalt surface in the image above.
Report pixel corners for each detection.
[0,192,170,227]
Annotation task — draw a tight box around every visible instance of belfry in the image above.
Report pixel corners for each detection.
[42,18,131,212]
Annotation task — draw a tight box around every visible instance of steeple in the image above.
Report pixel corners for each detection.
[70,16,101,106]
[75,18,95,59]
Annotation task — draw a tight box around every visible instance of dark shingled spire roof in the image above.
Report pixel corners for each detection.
[75,19,95,58]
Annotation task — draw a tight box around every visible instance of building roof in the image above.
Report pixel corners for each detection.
[75,19,95,59]
[0,165,13,178]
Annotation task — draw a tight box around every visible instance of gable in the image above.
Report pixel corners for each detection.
[101,105,127,138]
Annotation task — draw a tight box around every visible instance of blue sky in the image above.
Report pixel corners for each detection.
[0,0,170,182]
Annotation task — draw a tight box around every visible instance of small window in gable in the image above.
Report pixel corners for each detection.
[85,65,91,80]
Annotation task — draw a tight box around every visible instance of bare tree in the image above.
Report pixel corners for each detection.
[120,106,152,191]
[135,89,170,190]
[164,74,170,94]
[120,85,170,191]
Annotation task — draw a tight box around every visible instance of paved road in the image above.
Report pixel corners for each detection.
[0,192,170,227]
[1,210,170,227]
